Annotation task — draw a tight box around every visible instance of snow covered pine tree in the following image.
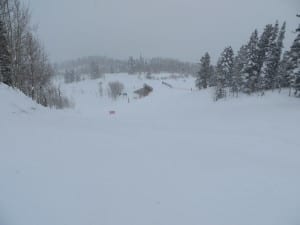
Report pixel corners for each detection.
[0,18,12,86]
[195,52,212,89]
[214,47,234,100]
[287,15,300,96]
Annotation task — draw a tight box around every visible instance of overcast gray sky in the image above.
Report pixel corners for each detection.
[26,0,299,63]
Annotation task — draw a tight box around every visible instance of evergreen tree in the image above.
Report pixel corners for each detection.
[89,61,103,79]
[128,56,135,74]
[214,47,234,100]
[0,19,12,86]
[257,24,274,92]
[195,52,212,89]
[287,15,300,96]
[273,22,286,89]
[260,22,281,91]
[277,51,293,91]
[208,65,215,87]
[223,46,234,88]
[214,63,226,101]
[257,24,274,70]
[137,55,145,75]
[241,30,260,94]
[232,45,247,96]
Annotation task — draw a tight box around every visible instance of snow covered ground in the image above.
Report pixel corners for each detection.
[1,74,300,225]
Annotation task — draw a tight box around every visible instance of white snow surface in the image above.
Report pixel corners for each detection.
[1,74,300,225]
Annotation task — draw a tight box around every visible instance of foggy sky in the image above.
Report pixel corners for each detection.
[27,0,299,63]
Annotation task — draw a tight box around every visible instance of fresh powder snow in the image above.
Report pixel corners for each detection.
[1,74,300,225]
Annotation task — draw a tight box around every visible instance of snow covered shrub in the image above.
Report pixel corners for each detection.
[107,81,124,100]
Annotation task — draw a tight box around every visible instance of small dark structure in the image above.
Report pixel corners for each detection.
[134,84,153,98]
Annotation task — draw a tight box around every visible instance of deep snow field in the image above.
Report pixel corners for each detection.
[1,73,300,225]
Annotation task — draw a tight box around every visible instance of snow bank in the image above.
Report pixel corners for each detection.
[0,83,42,116]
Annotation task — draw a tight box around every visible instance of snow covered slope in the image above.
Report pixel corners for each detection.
[1,74,300,225]
[0,83,43,115]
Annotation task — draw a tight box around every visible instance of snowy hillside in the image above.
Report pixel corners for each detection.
[0,83,43,115]
[1,74,300,225]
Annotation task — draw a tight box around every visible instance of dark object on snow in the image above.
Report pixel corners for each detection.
[119,92,128,97]
[134,84,153,98]
[162,81,173,88]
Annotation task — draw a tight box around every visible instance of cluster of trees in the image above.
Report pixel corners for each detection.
[0,0,70,108]
[58,55,197,84]
[63,61,104,84]
[196,17,300,101]
[57,56,128,76]
[63,69,78,84]
[128,56,197,75]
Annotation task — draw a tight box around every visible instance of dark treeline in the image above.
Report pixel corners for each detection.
[196,18,300,101]
[0,0,70,108]
[57,56,198,84]
[127,56,197,75]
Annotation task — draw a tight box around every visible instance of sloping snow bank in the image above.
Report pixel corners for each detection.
[0,84,43,116]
